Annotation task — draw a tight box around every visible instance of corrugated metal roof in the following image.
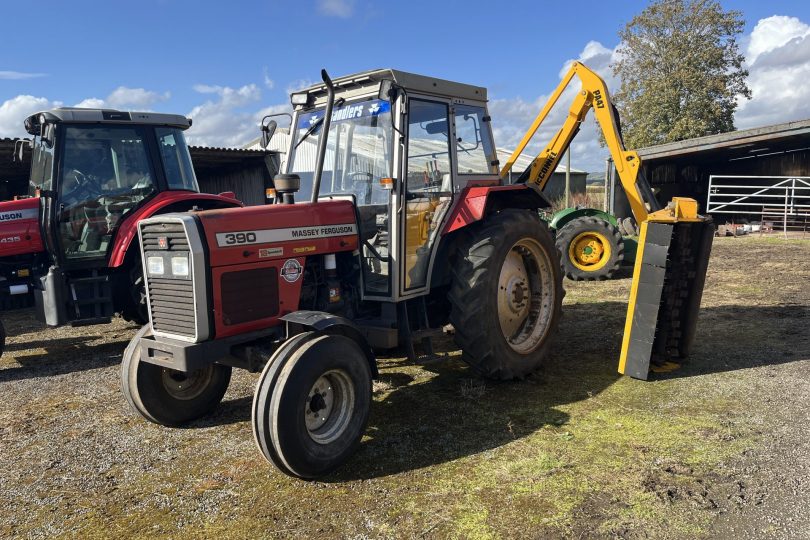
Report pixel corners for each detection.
[637,118,810,161]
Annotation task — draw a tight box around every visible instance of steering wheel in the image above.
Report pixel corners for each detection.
[63,169,95,203]
[347,171,374,204]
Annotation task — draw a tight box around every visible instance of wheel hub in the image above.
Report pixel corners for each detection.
[497,240,556,354]
[161,366,215,401]
[304,370,355,445]
[569,231,610,271]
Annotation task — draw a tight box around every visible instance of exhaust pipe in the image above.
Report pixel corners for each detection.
[311,69,335,203]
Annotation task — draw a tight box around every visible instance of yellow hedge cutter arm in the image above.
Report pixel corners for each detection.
[502,61,714,380]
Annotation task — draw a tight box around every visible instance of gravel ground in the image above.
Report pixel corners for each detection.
[0,236,808,539]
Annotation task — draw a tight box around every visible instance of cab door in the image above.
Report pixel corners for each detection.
[399,97,455,295]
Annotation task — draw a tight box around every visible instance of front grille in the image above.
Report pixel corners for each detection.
[141,221,197,339]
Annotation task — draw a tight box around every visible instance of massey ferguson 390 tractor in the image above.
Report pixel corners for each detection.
[122,65,714,479]
[0,108,240,351]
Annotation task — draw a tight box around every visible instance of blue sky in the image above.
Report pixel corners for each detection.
[3,0,810,171]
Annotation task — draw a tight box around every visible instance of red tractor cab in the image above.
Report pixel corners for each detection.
[0,108,241,343]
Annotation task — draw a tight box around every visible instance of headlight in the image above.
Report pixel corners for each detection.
[147,256,164,275]
[171,256,189,277]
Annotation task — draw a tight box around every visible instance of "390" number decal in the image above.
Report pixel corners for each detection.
[222,232,257,245]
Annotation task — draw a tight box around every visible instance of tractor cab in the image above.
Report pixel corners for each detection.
[265,69,501,301]
[25,108,199,268]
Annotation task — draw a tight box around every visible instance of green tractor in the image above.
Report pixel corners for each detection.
[548,207,639,281]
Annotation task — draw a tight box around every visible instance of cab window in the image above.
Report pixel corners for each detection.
[454,105,497,175]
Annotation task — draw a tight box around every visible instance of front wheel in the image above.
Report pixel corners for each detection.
[252,333,372,479]
[121,325,232,426]
[448,209,563,380]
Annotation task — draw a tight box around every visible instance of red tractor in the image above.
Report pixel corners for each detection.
[121,68,713,479]
[0,109,241,352]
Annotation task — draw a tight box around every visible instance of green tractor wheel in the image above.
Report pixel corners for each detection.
[555,216,624,281]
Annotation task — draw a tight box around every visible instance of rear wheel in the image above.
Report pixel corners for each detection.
[121,325,232,426]
[0,319,5,359]
[555,216,624,281]
[449,209,563,380]
[252,333,372,479]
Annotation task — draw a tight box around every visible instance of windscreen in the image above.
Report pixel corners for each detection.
[58,125,157,259]
[288,98,393,204]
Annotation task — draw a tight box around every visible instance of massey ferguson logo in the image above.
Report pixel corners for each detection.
[0,212,23,222]
[157,236,168,249]
[0,208,37,222]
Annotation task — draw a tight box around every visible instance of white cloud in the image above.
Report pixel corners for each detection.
[286,78,314,94]
[490,39,621,172]
[72,87,169,110]
[317,0,355,18]
[185,83,288,148]
[0,71,46,80]
[74,97,106,109]
[735,15,810,129]
[0,95,61,138]
[263,67,275,90]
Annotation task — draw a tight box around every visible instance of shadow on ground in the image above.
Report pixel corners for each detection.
[0,338,132,382]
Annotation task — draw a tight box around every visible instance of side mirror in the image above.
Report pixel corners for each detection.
[261,120,278,149]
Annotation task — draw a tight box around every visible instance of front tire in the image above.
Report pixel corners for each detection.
[121,325,232,426]
[448,209,563,380]
[253,333,372,479]
[555,216,624,281]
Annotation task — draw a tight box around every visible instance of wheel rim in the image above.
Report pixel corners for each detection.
[161,366,215,401]
[305,369,355,445]
[497,237,557,354]
[568,231,611,272]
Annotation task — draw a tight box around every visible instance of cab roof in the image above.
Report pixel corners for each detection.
[24,108,191,135]
[296,68,488,106]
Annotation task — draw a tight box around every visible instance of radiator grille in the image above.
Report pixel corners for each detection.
[141,222,197,339]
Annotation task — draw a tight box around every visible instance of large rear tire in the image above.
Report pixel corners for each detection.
[121,325,232,426]
[253,333,372,479]
[448,209,563,380]
[555,216,624,281]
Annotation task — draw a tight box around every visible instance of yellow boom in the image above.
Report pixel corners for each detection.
[502,62,715,380]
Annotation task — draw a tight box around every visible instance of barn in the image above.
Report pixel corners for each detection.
[608,118,810,231]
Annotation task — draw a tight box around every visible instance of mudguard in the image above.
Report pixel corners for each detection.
[280,310,378,378]
[441,184,550,235]
[108,191,241,268]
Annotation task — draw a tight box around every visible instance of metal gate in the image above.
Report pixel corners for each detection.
[707,175,810,233]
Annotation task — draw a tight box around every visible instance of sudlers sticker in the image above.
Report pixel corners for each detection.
[280,258,303,283]
[259,247,284,258]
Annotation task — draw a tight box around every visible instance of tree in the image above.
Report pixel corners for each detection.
[611,0,751,149]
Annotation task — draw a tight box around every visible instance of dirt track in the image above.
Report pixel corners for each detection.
[0,236,808,539]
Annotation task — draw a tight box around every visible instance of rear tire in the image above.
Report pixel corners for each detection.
[0,319,6,359]
[253,333,372,479]
[555,216,624,281]
[121,325,232,426]
[448,209,563,380]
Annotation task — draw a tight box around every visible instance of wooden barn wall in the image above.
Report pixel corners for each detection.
[197,165,268,206]
[610,149,810,219]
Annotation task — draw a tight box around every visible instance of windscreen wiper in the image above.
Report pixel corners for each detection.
[295,98,345,149]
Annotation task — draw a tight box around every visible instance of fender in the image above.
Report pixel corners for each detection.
[441,184,551,235]
[108,191,242,268]
[549,207,619,231]
[280,310,378,378]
